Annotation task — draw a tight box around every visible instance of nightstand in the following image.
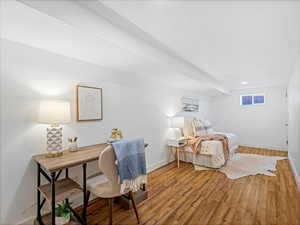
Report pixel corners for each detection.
[167,139,187,168]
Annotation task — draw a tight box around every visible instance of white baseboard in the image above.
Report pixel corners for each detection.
[18,194,98,225]
[17,216,34,225]
[288,154,300,192]
[147,159,172,173]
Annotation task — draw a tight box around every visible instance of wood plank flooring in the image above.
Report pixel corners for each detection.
[77,146,300,225]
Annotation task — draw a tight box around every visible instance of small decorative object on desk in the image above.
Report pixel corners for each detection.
[107,128,123,143]
[68,137,78,152]
[55,201,71,225]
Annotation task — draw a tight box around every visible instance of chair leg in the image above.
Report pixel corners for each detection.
[108,198,113,225]
[129,191,140,224]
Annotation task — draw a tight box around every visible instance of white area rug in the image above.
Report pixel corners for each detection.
[194,153,287,179]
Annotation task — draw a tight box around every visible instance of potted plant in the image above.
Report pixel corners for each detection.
[55,201,72,225]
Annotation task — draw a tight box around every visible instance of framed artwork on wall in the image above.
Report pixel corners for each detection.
[182,97,199,112]
[77,85,103,121]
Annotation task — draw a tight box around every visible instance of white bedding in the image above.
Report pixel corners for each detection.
[183,132,238,153]
[182,132,239,168]
[214,132,239,150]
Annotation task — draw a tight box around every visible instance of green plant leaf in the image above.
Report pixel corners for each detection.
[55,200,71,217]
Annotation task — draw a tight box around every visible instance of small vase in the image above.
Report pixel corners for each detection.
[69,142,78,152]
[55,216,70,225]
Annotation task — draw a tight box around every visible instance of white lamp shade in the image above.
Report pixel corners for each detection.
[169,116,184,128]
[38,101,71,124]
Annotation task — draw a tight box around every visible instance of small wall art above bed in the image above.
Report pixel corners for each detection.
[182,97,199,112]
[77,85,103,121]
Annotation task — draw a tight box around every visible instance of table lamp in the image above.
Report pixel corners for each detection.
[169,116,184,139]
[38,100,71,157]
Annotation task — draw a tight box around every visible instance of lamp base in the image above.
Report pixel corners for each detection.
[45,151,64,158]
[47,126,63,155]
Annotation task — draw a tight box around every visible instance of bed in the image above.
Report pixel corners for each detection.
[180,118,239,168]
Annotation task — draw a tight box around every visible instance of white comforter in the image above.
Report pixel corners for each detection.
[183,132,239,168]
[213,132,239,151]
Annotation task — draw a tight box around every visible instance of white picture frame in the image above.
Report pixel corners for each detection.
[77,85,103,121]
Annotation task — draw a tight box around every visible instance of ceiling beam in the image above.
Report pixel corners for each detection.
[18,0,229,94]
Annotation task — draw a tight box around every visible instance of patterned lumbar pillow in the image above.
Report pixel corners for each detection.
[204,120,214,134]
[192,119,207,136]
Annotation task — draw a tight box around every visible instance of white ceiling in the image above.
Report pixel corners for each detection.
[1,0,300,95]
[104,0,300,90]
[1,0,221,94]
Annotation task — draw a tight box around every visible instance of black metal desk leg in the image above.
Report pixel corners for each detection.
[37,163,42,223]
[82,163,87,224]
[65,168,69,205]
[51,172,56,225]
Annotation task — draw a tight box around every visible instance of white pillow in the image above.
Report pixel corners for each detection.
[204,120,214,134]
[183,118,194,137]
[192,119,207,136]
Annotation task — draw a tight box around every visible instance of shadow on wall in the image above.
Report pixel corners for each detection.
[4,161,37,224]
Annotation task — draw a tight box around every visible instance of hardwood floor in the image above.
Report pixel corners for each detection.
[77,146,300,225]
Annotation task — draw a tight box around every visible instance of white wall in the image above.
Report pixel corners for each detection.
[0,39,211,224]
[211,86,288,151]
[287,57,300,190]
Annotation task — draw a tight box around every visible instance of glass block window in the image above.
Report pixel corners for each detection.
[240,94,265,105]
[241,95,252,105]
[253,95,265,104]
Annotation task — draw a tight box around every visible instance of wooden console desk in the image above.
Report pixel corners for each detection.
[32,143,148,225]
[33,143,109,173]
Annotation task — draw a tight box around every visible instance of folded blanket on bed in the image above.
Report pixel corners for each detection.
[112,138,147,193]
[187,134,230,161]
